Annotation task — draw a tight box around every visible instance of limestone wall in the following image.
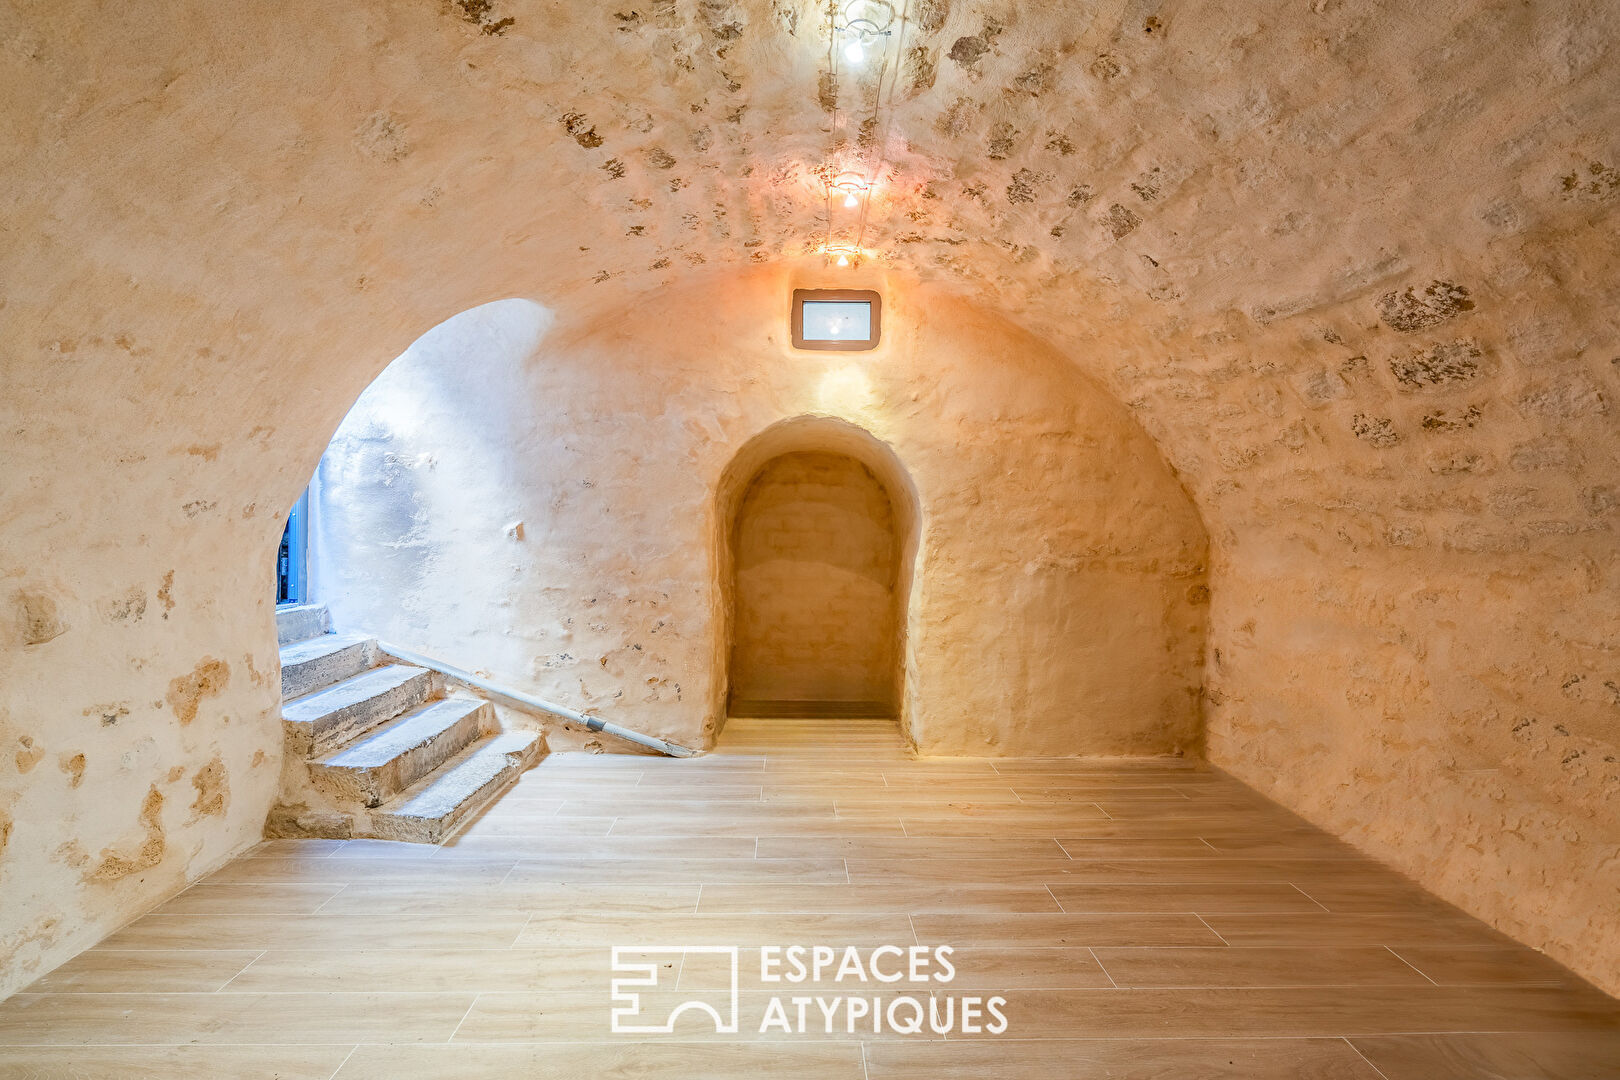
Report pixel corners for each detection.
[728,451,904,710]
[1206,541,1620,1004]
[1102,262,1620,1004]
[308,277,1209,758]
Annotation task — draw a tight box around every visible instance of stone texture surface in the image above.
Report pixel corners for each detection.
[267,621,537,841]
[308,698,493,809]
[282,667,437,757]
[274,605,331,648]
[312,285,1206,758]
[729,450,902,710]
[278,633,377,699]
[0,0,1616,1002]
[370,730,544,845]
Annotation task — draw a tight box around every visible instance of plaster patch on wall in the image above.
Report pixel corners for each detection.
[561,112,604,149]
[14,590,67,646]
[59,752,86,789]
[1421,404,1483,431]
[1103,203,1141,239]
[53,840,89,869]
[241,652,270,689]
[164,658,231,726]
[451,0,515,36]
[190,757,229,819]
[14,737,45,774]
[0,917,60,985]
[89,786,166,882]
[354,112,410,162]
[1351,413,1400,448]
[98,587,146,624]
[1517,373,1606,419]
[1560,160,1620,201]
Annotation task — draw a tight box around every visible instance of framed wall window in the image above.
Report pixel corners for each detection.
[791,289,882,352]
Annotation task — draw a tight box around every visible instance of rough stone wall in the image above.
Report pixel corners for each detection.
[1168,263,1620,1001]
[0,508,289,996]
[1206,542,1620,1003]
[3,0,1617,1000]
[728,452,903,709]
[308,277,1207,757]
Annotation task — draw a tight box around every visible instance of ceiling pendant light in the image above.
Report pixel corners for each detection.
[824,245,861,268]
[835,0,894,69]
[829,172,870,211]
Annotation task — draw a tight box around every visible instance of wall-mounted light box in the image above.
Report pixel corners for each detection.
[791,289,882,352]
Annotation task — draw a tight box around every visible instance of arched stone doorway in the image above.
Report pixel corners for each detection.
[715,418,920,723]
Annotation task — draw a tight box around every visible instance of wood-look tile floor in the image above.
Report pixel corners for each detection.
[3,718,1617,1079]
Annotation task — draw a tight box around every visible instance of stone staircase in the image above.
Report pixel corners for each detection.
[267,604,544,843]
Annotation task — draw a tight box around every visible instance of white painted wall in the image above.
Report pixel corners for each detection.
[311,299,554,681]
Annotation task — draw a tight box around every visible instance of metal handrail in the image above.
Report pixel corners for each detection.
[376,641,698,758]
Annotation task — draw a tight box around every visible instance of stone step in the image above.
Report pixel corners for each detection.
[275,603,331,646]
[309,697,491,808]
[282,664,435,757]
[279,632,377,699]
[371,731,544,844]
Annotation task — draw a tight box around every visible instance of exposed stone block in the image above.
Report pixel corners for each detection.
[1389,340,1485,389]
[1377,280,1475,332]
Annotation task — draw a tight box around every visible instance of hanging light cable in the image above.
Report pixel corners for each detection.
[821,0,909,267]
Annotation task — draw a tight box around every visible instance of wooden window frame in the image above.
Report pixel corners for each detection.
[791,289,882,352]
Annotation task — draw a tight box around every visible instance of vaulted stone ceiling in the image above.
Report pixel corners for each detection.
[11,0,1614,489]
[391,0,1619,327]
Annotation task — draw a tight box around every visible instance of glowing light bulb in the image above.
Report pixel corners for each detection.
[844,36,864,64]
[843,191,860,208]
[836,252,851,267]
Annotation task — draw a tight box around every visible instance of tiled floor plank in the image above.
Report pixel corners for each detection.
[0,718,1609,1079]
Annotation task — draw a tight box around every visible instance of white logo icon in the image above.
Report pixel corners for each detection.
[610,946,740,1034]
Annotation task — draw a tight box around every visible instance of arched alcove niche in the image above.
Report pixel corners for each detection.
[713,417,922,737]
